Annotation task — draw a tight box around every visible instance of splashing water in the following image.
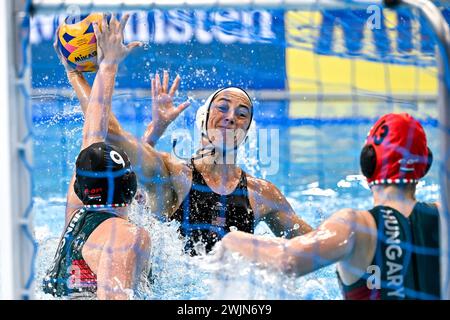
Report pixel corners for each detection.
[33,174,441,300]
[31,91,442,300]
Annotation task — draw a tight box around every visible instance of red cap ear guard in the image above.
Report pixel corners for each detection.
[360,113,432,186]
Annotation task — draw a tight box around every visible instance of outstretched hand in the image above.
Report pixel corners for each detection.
[93,13,142,67]
[151,70,191,128]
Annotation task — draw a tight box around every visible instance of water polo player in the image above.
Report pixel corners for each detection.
[52,48,313,255]
[220,113,441,300]
[44,14,150,299]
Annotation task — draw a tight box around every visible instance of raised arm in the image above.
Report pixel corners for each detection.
[64,14,140,221]
[53,31,90,112]
[221,209,357,276]
[54,21,165,180]
[54,32,94,221]
[106,71,192,216]
[104,71,185,194]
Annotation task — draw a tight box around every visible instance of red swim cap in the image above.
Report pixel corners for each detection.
[360,113,432,186]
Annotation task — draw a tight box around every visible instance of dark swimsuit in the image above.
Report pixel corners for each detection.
[338,202,440,300]
[42,208,117,298]
[171,159,255,255]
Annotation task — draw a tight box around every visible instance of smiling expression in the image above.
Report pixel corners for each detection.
[205,90,253,150]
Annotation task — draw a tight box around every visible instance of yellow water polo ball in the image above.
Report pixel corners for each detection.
[57,13,108,72]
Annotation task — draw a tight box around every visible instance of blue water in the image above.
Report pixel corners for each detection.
[31,95,441,300]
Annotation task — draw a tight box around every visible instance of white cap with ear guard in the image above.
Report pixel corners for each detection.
[195,87,256,146]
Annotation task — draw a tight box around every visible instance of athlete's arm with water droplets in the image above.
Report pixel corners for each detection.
[65,175,83,224]
[53,32,91,113]
[62,14,141,221]
[54,28,92,221]
[105,72,192,215]
[53,40,90,114]
[142,70,191,147]
[83,13,141,148]
[53,17,162,172]
[248,177,313,238]
[54,47,137,154]
[55,52,139,156]
[54,31,93,221]
[221,209,357,277]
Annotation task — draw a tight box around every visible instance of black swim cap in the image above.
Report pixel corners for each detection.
[74,142,137,206]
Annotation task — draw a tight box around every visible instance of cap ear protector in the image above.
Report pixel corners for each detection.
[360,144,377,179]
[73,142,138,207]
[359,145,433,178]
[424,147,433,176]
[118,170,138,204]
[360,113,433,186]
[73,170,137,206]
[360,146,433,179]
[359,113,432,185]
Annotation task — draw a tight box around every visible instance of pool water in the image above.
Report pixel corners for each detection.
[31,96,441,300]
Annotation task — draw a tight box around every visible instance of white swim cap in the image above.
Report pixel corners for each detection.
[195,87,256,148]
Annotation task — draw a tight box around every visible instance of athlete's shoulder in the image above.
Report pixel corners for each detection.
[161,152,192,177]
[246,176,287,205]
[328,208,359,223]
[328,208,374,232]
[160,151,178,166]
[246,175,278,193]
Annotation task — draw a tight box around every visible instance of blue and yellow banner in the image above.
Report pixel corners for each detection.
[31,7,443,119]
[31,9,286,90]
[284,8,441,118]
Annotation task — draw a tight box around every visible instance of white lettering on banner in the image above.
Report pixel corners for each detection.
[30,10,277,45]
[366,5,381,30]
[153,10,166,44]
[167,10,194,44]
[195,10,214,44]
[256,11,276,40]
[212,10,241,44]
[123,11,150,43]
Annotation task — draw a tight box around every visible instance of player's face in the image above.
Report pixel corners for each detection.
[206,91,252,150]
